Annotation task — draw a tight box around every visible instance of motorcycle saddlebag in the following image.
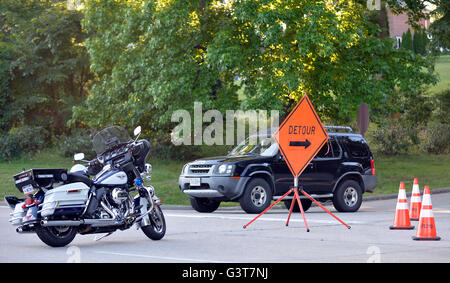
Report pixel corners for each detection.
[40,182,90,217]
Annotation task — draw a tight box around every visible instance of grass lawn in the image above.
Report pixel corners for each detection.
[0,151,189,206]
[1,150,449,205]
[371,153,450,196]
[430,54,450,94]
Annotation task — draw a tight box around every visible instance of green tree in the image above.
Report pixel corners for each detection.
[402,29,414,51]
[0,41,12,131]
[75,0,437,135]
[0,0,92,136]
[73,0,240,133]
[413,29,428,55]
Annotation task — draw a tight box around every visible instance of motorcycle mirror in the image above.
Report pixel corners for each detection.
[145,163,152,173]
[74,153,85,161]
[134,126,142,137]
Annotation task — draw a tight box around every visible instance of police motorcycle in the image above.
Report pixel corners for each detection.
[5,126,166,247]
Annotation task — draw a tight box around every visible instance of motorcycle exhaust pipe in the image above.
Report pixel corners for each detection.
[16,226,36,234]
[41,218,123,227]
[84,218,122,227]
[41,220,83,227]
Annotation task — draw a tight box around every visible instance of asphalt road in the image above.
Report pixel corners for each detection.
[1,193,450,263]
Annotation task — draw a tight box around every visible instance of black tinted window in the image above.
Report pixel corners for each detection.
[343,136,369,157]
[316,139,340,158]
[316,141,333,158]
[331,139,341,157]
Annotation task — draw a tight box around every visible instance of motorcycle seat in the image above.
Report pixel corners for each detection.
[66,172,94,187]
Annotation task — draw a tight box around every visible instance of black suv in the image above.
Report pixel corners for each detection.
[178,127,377,214]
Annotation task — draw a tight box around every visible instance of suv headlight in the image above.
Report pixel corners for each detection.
[181,164,189,175]
[216,164,234,175]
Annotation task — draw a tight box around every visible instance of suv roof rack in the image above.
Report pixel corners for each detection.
[325,126,354,133]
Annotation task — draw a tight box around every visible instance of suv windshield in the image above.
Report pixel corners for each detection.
[228,136,278,156]
[92,126,131,155]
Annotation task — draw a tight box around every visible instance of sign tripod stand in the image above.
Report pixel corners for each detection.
[242,175,351,231]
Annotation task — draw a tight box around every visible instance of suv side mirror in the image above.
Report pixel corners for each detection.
[276,152,284,161]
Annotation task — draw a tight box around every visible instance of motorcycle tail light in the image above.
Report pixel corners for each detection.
[25,197,33,206]
[371,160,375,175]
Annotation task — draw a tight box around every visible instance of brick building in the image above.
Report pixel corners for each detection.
[386,6,430,48]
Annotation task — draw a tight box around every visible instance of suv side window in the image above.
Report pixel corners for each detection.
[315,139,341,159]
[342,136,369,157]
[331,139,341,157]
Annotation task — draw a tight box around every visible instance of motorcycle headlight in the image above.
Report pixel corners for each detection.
[217,164,234,175]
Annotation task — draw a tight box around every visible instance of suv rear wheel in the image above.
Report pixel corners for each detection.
[332,180,362,212]
[240,178,272,214]
[189,197,221,213]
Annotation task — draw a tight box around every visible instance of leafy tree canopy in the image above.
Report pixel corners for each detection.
[74,0,437,133]
[1,0,91,136]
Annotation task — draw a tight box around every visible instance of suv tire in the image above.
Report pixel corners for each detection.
[332,180,362,212]
[283,198,312,212]
[240,178,272,214]
[190,197,221,213]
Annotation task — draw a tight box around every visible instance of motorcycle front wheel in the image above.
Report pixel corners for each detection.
[141,205,166,240]
[35,225,77,247]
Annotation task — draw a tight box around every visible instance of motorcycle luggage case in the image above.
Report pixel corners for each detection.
[13,168,68,193]
[40,182,90,217]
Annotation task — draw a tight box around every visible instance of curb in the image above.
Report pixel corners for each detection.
[2,187,450,211]
[362,187,450,202]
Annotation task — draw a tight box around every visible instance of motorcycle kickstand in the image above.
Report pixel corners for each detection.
[94,232,114,242]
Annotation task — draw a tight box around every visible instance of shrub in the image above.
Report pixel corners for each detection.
[433,89,450,124]
[421,122,450,154]
[57,129,96,159]
[0,126,46,162]
[371,118,419,155]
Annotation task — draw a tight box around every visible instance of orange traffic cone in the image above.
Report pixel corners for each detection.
[409,178,421,221]
[390,182,414,230]
[413,186,441,241]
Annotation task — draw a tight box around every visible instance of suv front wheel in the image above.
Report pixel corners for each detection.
[190,197,221,213]
[240,178,273,214]
[332,180,362,212]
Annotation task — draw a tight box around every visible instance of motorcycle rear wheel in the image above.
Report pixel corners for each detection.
[35,225,77,247]
[141,205,166,240]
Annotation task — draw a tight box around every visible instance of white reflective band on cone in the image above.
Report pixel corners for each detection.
[396,202,409,210]
[419,209,434,218]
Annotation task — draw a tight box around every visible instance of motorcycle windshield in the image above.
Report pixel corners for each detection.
[92,126,131,155]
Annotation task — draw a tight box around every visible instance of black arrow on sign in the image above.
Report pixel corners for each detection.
[289,139,311,149]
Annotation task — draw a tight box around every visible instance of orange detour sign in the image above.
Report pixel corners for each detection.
[273,94,329,178]
[243,93,350,231]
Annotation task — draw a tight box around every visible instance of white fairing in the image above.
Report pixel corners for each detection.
[139,197,151,226]
[40,182,90,217]
[70,164,88,174]
[97,171,128,186]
